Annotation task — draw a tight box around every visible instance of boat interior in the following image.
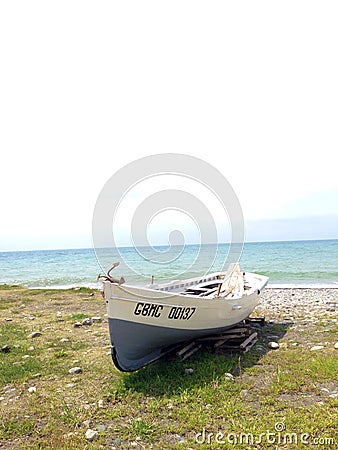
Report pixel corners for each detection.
[148,265,254,298]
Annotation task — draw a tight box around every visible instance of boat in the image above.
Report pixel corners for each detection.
[100,263,269,372]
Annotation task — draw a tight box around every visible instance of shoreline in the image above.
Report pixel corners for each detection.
[2,282,338,290]
[267,283,338,289]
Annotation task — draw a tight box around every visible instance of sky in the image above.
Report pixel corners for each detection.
[0,1,337,251]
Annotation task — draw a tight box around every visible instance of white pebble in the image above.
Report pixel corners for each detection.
[310,345,324,351]
[81,318,93,326]
[268,342,280,350]
[224,373,235,381]
[69,367,82,374]
[85,429,98,441]
[82,420,92,428]
[92,317,102,323]
[28,386,36,393]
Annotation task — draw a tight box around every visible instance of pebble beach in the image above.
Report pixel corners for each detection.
[259,287,338,321]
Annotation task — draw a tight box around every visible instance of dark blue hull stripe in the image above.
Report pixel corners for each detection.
[108,317,238,372]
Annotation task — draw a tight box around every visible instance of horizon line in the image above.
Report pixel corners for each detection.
[1,237,337,253]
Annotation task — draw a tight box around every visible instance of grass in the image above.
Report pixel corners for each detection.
[68,313,90,321]
[0,285,337,449]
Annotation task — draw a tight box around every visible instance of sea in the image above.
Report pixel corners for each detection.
[0,239,337,289]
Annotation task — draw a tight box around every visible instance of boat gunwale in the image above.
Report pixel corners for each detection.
[105,271,269,302]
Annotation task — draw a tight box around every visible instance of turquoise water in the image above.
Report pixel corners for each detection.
[0,239,337,288]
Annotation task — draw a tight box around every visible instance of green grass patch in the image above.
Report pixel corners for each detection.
[265,347,338,395]
[124,350,238,397]
[68,313,89,321]
[0,417,37,440]
[0,357,42,385]
[131,418,156,441]
[306,353,338,381]
[0,284,23,291]
[0,323,42,384]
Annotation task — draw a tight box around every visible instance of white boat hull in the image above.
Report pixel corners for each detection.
[103,271,268,371]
